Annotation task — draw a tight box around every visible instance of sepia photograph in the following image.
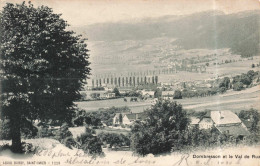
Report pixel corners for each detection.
[0,0,259,165]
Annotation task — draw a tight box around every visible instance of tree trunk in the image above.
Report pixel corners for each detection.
[10,115,22,153]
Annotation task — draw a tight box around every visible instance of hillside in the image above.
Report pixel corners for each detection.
[74,10,259,58]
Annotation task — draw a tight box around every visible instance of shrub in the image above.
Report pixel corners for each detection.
[38,126,54,138]
[21,142,36,154]
[0,142,37,154]
[218,87,227,94]
[0,119,37,140]
[0,144,11,152]
[173,90,182,99]
[73,116,85,126]
[56,123,73,142]
[76,127,104,157]
[233,82,244,91]
[113,87,121,97]
[64,137,77,149]
[98,132,130,149]
[20,119,38,139]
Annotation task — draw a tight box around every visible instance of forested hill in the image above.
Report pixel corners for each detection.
[74,10,259,57]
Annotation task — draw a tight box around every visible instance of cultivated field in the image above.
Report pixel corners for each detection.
[76,85,260,113]
[75,97,153,113]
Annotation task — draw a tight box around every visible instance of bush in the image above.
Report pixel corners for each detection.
[218,87,227,94]
[21,119,38,139]
[113,87,121,97]
[92,87,105,91]
[0,142,37,154]
[0,144,11,152]
[98,132,130,149]
[21,142,36,154]
[0,119,38,140]
[64,137,77,149]
[73,116,85,126]
[173,90,182,99]
[233,82,244,91]
[56,123,73,142]
[38,126,54,138]
[76,127,104,157]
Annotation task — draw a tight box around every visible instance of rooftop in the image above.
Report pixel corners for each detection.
[211,110,241,125]
[190,117,200,125]
[124,112,147,121]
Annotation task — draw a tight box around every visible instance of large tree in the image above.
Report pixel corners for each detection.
[0,2,90,152]
[130,100,189,156]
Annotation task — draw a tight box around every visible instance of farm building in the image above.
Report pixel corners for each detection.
[113,112,147,126]
[211,111,250,139]
[141,90,155,98]
[189,110,250,139]
[162,91,175,99]
[104,92,116,98]
[189,117,200,128]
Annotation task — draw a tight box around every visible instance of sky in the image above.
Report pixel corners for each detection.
[0,0,259,26]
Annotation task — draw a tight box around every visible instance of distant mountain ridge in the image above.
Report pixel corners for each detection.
[74,10,259,57]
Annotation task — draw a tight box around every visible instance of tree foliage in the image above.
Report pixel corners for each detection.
[98,132,130,149]
[173,90,182,99]
[76,127,103,156]
[219,77,230,89]
[112,87,121,97]
[239,109,260,133]
[233,82,244,91]
[0,2,90,152]
[130,100,189,156]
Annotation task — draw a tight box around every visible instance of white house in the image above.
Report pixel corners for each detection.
[122,114,137,125]
[141,90,155,98]
[122,113,147,126]
[103,92,115,98]
[189,117,200,128]
[162,91,175,99]
[199,117,214,129]
[189,110,249,139]
[210,111,249,138]
[113,112,147,126]
[113,113,127,125]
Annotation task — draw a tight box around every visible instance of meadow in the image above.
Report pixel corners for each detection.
[75,85,260,114]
